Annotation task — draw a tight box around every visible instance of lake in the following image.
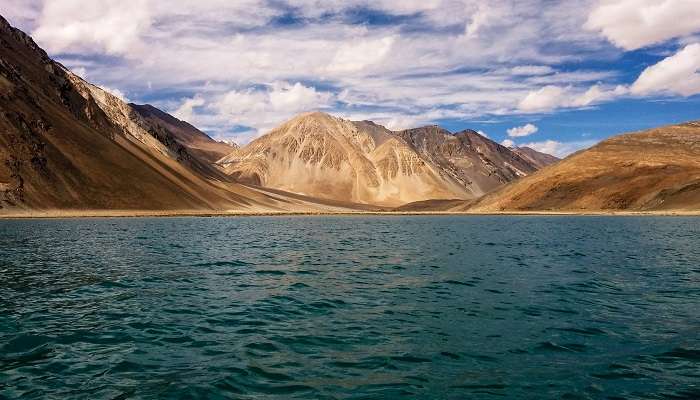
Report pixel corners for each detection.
[1,216,699,399]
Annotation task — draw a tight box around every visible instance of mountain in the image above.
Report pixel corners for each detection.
[219,112,468,206]
[396,127,541,196]
[219,112,547,206]
[130,104,236,163]
[0,15,344,214]
[466,121,700,212]
[512,146,560,169]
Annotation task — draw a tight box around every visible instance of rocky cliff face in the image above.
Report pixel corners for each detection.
[219,112,548,206]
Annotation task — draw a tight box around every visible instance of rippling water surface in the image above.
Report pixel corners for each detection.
[1,216,699,399]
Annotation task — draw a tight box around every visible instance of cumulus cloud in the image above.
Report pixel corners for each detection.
[178,82,333,137]
[507,123,538,137]
[327,36,396,73]
[518,86,567,112]
[521,139,598,158]
[518,84,628,113]
[630,43,700,97]
[173,95,205,122]
[32,0,151,55]
[572,84,628,107]
[586,0,700,50]
[501,138,515,148]
[16,0,700,142]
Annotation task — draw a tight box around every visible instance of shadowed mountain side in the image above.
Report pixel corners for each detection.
[0,15,354,214]
[461,121,700,212]
[397,127,541,196]
[130,104,236,163]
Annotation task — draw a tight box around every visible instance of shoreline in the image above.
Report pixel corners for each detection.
[1,209,700,219]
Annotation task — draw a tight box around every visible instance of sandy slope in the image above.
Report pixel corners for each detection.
[464,121,700,212]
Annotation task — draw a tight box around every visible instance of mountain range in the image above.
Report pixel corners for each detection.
[0,15,366,214]
[218,113,551,206]
[1,14,698,215]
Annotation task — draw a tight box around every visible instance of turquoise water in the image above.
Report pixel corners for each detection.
[1,216,699,399]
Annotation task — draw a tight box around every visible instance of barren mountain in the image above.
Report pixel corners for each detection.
[465,121,700,212]
[396,127,541,197]
[512,146,560,169]
[0,14,570,214]
[220,113,547,206]
[131,104,236,163]
[0,15,348,214]
[219,112,473,206]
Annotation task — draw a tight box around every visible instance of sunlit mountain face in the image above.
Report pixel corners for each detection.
[5,0,699,156]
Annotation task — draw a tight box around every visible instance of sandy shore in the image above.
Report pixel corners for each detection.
[1,209,699,219]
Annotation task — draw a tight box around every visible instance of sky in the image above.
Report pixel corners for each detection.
[3,0,700,156]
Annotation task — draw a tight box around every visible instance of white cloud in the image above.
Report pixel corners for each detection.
[507,123,538,137]
[32,0,151,55]
[183,82,334,137]
[518,84,628,112]
[572,84,627,107]
[586,0,700,50]
[477,130,489,138]
[464,3,507,39]
[501,138,515,148]
[268,82,331,112]
[518,85,567,112]
[16,0,700,143]
[71,67,88,79]
[511,65,554,76]
[327,36,396,73]
[1,0,41,31]
[630,43,700,97]
[173,95,205,122]
[521,139,598,158]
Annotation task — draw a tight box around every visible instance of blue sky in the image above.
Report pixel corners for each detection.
[4,0,700,156]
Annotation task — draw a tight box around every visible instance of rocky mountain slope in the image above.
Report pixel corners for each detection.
[463,121,700,212]
[512,146,560,169]
[396,126,544,196]
[0,15,349,213]
[131,104,236,163]
[219,113,550,206]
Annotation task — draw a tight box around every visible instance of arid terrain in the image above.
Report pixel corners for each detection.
[458,121,700,212]
[218,113,552,206]
[0,15,377,215]
[1,14,699,217]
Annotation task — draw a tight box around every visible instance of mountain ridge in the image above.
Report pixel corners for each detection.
[218,111,553,206]
[456,121,700,212]
[0,15,365,213]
